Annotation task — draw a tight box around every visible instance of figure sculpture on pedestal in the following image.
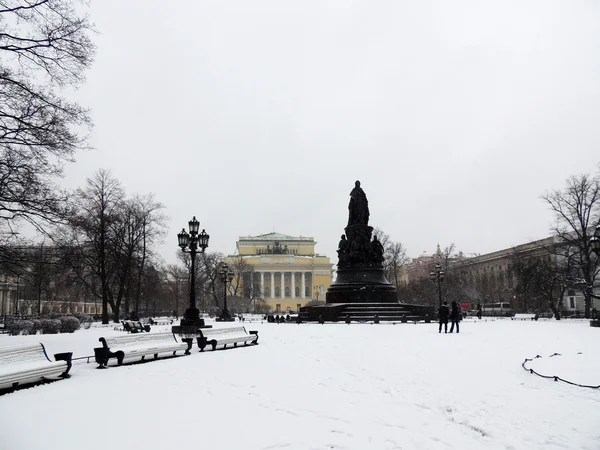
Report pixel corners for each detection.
[370,235,385,265]
[337,234,350,265]
[348,180,369,226]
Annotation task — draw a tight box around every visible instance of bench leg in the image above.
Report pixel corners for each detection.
[154,353,158,359]
[234,343,237,348]
[210,340,217,351]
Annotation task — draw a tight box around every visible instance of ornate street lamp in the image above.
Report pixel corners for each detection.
[217,262,235,322]
[430,263,445,308]
[587,225,600,302]
[177,216,209,326]
[590,225,600,256]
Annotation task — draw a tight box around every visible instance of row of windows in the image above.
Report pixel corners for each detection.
[264,286,311,298]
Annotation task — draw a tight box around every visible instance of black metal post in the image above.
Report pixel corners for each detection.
[588,227,600,301]
[430,263,444,309]
[189,241,197,311]
[177,217,209,327]
[223,277,228,317]
[217,263,235,322]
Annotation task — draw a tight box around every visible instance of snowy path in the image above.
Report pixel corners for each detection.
[0,319,598,449]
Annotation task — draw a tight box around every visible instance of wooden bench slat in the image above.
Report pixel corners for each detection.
[96,332,189,367]
[196,326,258,351]
[0,343,71,391]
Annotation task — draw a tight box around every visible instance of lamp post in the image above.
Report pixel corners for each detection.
[430,263,445,308]
[588,225,600,301]
[177,217,209,326]
[217,262,235,322]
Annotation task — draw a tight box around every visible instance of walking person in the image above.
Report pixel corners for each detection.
[438,301,450,333]
[449,301,460,333]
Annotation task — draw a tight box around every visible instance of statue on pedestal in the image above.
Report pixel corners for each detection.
[348,180,369,226]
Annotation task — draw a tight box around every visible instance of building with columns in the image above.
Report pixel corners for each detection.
[0,274,18,316]
[225,232,333,314]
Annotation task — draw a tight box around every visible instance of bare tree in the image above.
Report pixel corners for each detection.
[63,170,124,323]
[0,0,95,235]
[541,172,600,318]
[373,228,409,290]
[165,264,187,317]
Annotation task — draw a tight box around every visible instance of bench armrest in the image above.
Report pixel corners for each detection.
[54,352,73,377]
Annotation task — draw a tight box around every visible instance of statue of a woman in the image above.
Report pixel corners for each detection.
[348,180,369,226]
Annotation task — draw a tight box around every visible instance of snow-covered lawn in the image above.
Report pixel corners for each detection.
[0,319,599,449]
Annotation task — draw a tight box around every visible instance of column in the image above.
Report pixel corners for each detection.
[270,272,275,299]
[301,272,306,299]
[291,272,296,298]
[281,272,285,299]
[260,272,265,298]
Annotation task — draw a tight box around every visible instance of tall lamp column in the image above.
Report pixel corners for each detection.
[217,263,235,322]
[430,263,445,308]
[177,217,209,326]
[588,226,600,302]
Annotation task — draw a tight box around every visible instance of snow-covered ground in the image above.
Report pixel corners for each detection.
[0,318,599,449]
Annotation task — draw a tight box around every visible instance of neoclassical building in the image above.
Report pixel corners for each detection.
[225,232,333,313]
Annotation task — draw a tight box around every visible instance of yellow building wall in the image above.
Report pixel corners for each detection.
[226,233,333,312]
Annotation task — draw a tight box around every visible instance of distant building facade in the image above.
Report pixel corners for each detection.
[402,236,599,313]
[225,232,333,314]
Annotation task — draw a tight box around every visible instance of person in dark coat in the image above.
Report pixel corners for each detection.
[449,301,460,333]
[476,303,482,320]
[438,301,450,333]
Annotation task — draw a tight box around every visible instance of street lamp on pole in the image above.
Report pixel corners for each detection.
[588,225,600,301]
[177,216,209,326]
[217,262,235,322]
[430,263,445,308]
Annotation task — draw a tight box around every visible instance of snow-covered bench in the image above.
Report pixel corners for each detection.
[95,332,190,368]
[196,326,259,351]
[0,343,72,391]
[122,320,151,333]
[512,313,538,321]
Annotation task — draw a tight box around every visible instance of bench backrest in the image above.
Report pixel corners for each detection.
[201,326,249,338]
[0,343,51,365]
[514,314,535,318]
[103,332,175,348]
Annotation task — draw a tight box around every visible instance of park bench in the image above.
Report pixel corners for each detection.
[196,326,259,351]
[121,320,151,333]
[0,343,72,391]
[147,317,173,325]
[94,332,190,368]
[512,313,538,321]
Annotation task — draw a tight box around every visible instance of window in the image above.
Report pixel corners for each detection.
[305,287,310,297]
[285,287,290,297]
[570,297,575,309]
[275,287,280,298]
[265,287,270,297]
[295,287,300,297]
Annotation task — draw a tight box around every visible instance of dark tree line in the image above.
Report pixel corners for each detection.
[57,170,167,323]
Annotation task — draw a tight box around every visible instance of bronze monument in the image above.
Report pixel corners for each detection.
[327,180,397,303]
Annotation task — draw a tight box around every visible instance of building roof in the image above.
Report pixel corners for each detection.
[239,232,314,242]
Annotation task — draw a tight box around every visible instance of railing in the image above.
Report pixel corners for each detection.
[522,353,599,389]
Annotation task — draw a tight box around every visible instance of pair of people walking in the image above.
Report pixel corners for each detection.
[438,301,461,333]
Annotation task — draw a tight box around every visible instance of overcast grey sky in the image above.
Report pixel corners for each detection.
[63,0,600,265]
